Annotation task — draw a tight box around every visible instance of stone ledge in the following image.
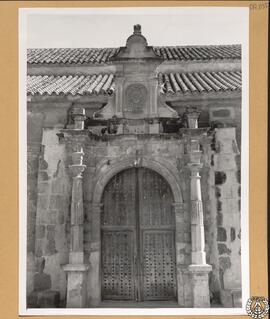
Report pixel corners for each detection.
[188,264,212,274]
[62,263,89,272]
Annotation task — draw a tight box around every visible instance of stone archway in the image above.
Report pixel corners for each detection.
[87,157,185,307]
[92,157,183,204]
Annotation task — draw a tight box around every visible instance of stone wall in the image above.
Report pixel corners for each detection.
[27,109,44,295]
[33,129,71,302]
[204,128,242,307]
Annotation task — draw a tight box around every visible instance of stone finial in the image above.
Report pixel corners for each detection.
[133,24,141,35]
[184,107,201,129]
[69,106,86,130]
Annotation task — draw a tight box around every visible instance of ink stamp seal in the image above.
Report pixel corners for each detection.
[246,297,269,318]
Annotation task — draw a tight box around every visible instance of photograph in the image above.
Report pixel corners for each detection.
[19,6,250,315]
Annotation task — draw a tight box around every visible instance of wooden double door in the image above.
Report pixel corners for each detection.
[101,168,177,301]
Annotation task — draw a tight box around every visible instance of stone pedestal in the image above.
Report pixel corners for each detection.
[63,264,89,308]
[188,264,212,308]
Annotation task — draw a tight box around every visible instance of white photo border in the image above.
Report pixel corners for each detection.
[19,6,249,316]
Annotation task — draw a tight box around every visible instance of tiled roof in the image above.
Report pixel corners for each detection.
[154,45,241,61]
[27,45,241,64]
[27,74,115,95]
[158,70,241,94]
[27,48,120,64]
[27,70,241,96]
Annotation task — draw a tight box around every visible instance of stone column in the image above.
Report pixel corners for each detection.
[189,161,206,265]
[173,202,191,307]
[63,107,89,308]
[185,108,212,308]
[115,78,124,117]
[88,203,103,306]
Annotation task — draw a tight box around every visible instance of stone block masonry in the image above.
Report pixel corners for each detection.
[211,128,241,307]
[33,129,71,302]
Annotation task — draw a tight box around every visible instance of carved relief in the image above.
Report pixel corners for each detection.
[125,84,147,113]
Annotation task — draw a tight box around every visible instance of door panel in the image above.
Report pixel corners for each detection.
[101,230,135,300]
[142,230,177,300]
[138,168,177,300]
[101,168,177,301]
[101,168,136,226]
[138,168,174,227]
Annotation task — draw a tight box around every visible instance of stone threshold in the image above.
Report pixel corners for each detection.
[98,300,179,308]
[91,301,223,308]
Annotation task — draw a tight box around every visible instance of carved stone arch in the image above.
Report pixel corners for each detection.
[92,157,183,205]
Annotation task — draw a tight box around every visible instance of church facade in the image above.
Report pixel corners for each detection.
[26,25,242,308]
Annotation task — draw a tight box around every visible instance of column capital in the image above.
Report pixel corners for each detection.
[69,164,86,178]
[184,106,201,129]
[187,163,203,172]
[69,106,87,130]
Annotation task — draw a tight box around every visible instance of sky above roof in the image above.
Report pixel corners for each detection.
[22,7,249,48]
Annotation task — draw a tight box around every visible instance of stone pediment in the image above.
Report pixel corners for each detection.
[111,24,162,61]
[94,24,176,122]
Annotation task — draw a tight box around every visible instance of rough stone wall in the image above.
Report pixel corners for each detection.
[34,129,71,302]
[203,128,242,307]
[27,110,44,294]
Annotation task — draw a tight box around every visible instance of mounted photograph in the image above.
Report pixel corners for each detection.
[19,7,249,315]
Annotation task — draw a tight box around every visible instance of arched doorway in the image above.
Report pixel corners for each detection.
[101,167,177,302]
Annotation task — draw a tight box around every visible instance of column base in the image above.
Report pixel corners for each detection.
[63,264,89,308]
[191,251,206,264]
[188,264,212,308]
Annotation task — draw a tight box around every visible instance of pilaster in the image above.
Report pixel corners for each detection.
[62,106,89,308]
[88,203,103,306]
[184,107,212,307]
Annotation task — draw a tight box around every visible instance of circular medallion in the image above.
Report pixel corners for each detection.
[246,297,269,319]
[125,84,147,113]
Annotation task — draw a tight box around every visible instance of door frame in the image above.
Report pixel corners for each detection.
[88,157,185,307]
